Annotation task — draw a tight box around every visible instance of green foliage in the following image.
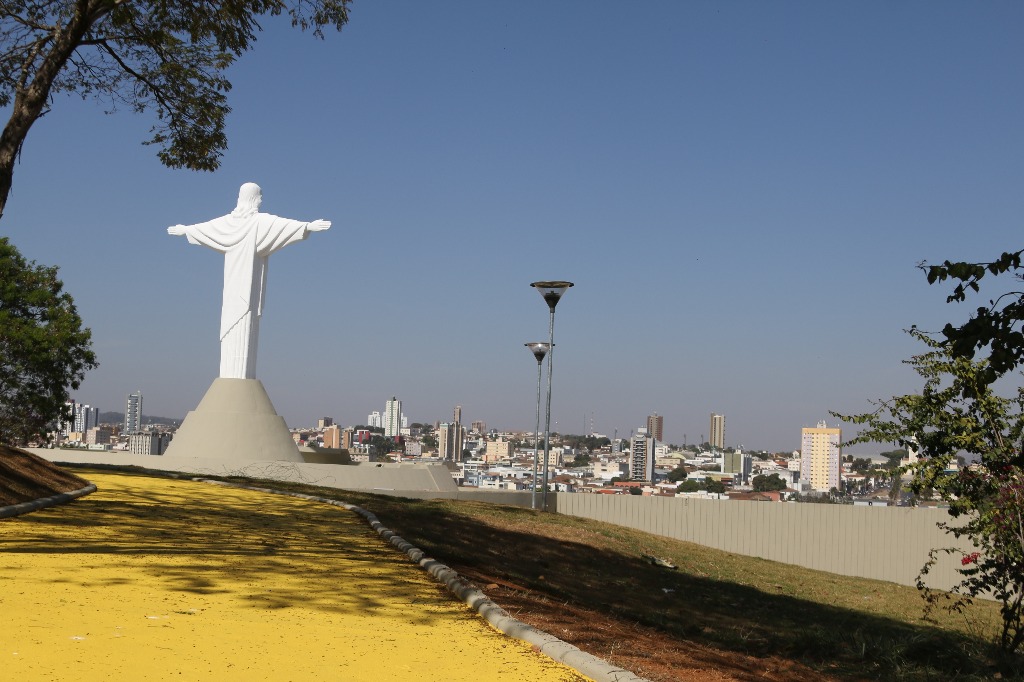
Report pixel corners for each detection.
[880,449,908,469]
[0,0,351,216]
[752,473,786,492]
[666,464,689,482]
[676,477,726,494]
[835,328,1024,653]
[368,434,395,459]
[0,238,97,444]
[849,457,874,473]
[676,479,700,493]
[568,452,591,467]
[921,249,1024,384]
[561,434,611,453]
[704,479,726,494]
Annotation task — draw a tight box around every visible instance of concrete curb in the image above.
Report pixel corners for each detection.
[198,479,648,682]
[0,483,98,519]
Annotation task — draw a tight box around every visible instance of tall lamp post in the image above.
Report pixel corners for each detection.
[524,342,551,510]
[530,280,574,512]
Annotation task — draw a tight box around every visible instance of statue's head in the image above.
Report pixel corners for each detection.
[232,183,263,217]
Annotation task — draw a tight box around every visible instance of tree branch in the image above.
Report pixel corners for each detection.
[97,39,173,112]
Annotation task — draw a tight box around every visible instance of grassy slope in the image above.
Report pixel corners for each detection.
[216,476,1017,681]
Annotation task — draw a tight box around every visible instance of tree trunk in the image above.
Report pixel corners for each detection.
[0,5,98,221]
[0,107,35,221]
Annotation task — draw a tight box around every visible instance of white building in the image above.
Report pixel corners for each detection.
[60,400,98,437]
[74,403,98,434]
[630,428,655,481]
[128,431,172,455]
[593,460,629,480]
[125,391,143,433]
[384,397,402,438]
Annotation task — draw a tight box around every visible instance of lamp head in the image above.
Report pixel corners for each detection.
[524,342,551,363]
[530,281,574,311]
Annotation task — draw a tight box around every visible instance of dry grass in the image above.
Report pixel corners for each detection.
[0,445,90,505]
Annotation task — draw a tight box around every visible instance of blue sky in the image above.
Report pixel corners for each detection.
[2,2,1021,452]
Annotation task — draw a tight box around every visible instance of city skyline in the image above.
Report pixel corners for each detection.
[3,3,1021,452]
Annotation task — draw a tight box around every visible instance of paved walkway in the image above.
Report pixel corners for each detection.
[0,472,589,681]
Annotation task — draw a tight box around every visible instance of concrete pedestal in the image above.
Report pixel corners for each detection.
[163,378,301,462]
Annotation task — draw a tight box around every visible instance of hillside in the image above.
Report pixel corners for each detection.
[4,460,1017,680]
[0,446,91,506]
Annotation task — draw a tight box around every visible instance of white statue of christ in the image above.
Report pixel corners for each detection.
[168,183,330,380]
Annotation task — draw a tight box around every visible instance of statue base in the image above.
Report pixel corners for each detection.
[162,378,302,462]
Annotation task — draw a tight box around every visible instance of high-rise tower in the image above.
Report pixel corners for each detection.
[384,397,402,438]
[630,428,655,482]
[125,391,143,433]
[709,413,725,450]
[801,421,842,492]
[646,413,664,443]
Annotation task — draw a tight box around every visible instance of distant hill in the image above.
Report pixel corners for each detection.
[98,412,183,427]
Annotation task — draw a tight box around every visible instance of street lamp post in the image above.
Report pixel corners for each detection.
[524,342,550,510]
[530,280,574,512]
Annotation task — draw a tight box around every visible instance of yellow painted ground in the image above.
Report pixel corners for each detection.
[0,472,589,681]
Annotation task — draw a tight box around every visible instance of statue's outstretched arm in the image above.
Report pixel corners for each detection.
[308,219,331,232]
[167,224,187,236]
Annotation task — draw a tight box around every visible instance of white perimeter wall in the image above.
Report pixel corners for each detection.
[551,493,973,592]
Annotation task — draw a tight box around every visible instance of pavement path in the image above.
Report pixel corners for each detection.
[0,472,590,681]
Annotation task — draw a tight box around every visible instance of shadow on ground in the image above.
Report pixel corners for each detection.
[0,470,456,626]
[244,479,1012,681]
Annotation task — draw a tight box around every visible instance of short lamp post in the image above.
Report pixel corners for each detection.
[530,280,574,512]
[525,342,551,510]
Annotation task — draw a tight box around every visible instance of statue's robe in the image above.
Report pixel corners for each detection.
[180,212,312,379]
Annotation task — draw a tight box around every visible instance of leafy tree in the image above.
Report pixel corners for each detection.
[0,0,351,218]
[421,433,438,449]
[561,434,610,454]
[0,238,97,444]
[922,250,1024,384]
[880,449,907,469]
[368,434,395,460]
[676,479,700,493]
[569,453,591,468]
[836,329,1024,652]
[703,479,726,494]
[850,457,874,474]
[752,473,786,492]
[666,465,689,483]
[792,492,840,505]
